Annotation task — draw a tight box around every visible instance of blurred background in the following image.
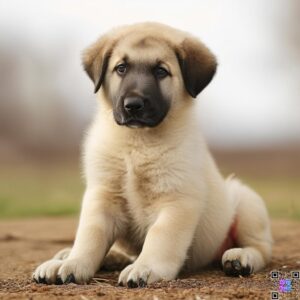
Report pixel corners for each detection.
[0,0,299,219]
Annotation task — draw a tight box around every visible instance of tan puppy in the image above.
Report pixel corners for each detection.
[33,22,272,287]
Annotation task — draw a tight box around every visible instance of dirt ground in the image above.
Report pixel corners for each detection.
[0,217,299,300]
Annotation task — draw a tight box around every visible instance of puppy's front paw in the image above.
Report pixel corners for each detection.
[222,248,253,276]
[33,259,64,284]
[33,258,95,284]
[118,261,177,288]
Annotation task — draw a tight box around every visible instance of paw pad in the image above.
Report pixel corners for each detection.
[223,259,251,276]
[127,279,138,288]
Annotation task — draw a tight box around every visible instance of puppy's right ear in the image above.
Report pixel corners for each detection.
[82,35,113,93]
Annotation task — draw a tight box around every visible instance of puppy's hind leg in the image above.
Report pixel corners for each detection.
[222,178,273,276]
[51,245,135,272]
[101,244,136,272]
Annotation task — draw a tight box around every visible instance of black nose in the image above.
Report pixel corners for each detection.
[124,97,145,112]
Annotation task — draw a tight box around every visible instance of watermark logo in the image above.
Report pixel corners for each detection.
[279,279,292,293]
[270,270,299,299]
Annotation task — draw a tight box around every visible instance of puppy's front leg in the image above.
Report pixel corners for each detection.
[118,198,200,287]
[33,187,119,284]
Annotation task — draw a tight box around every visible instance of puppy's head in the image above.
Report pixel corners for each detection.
[82,23,217,128]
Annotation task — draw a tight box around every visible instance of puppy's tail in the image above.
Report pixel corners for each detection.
[225,174,243,211]
[225,174,265,209]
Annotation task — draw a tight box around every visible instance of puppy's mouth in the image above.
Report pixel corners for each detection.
[113,109,168,129]
[122,118,157,128]
[126,120,146,128]
[115,115,161,128]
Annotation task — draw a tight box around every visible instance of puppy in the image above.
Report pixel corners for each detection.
[33,22,272,287]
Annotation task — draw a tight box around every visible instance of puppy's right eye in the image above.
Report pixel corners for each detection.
[153,66,170,79]
[115,64,127,76]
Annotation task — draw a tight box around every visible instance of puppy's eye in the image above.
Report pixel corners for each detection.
[116,64,127,76]
[154,66,169,79]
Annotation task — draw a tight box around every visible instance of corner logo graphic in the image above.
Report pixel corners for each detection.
[279,279,292,293]
[270,270,299,299]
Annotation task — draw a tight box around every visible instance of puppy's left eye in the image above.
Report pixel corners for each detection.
[115,64,127,76]
[154,66,169,79]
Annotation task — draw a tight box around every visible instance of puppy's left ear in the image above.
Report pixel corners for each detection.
[82,35,114,93]
[176,37,217,98]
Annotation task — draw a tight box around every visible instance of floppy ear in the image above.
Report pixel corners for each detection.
[176,37,217,98]
[82,35,113,93]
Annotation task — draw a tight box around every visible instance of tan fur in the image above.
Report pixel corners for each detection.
[33,22,272,286]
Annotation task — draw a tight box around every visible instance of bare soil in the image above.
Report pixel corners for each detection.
[0,217,299,300]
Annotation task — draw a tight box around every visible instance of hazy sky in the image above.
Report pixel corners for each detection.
[1,0,299,149]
